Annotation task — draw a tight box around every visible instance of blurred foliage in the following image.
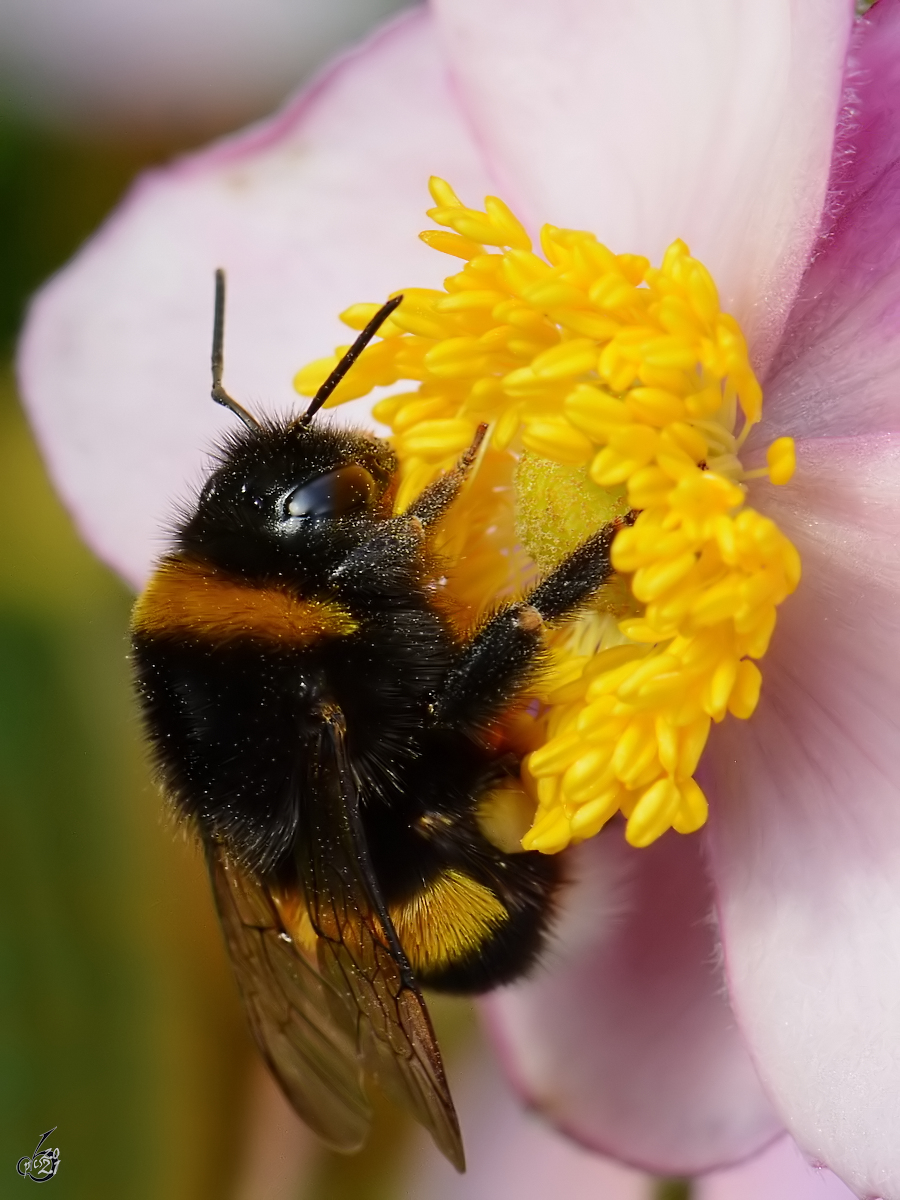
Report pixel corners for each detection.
[0,117,172,353]
[0,117,258,1198]
[656,1180,691,1200]
[0,368,253,1197]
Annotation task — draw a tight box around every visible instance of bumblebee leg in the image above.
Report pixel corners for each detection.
[405,425,487,529]
[524,511,636,618]
[434,521,626,730]
[331,426,490,599]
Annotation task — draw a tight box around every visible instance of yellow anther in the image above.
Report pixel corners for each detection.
[632,553,697,603]
[677,716,711,777]
[293,180,800,854]
[562,749,614,802]
[484,195,533,252]
[528,732,584,778]
[397,418,476,460]
[436,289,508,312]
[424,337,490,378]
[428,176,462,207]
[419,229,485,260]
[532,339,599,380]
[672,777,709,834]
[570,790,622,838]
[626,777,681,848]
[522,810,571,854]
[767,436,796,485]
[728,659,762,718]
[627,387,686,426]
[564,385,628,438]
[522,419,593,465]
[339,303,401,338]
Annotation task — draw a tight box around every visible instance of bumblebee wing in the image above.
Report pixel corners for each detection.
[297,705,465,1172]
[207,843,373,1152]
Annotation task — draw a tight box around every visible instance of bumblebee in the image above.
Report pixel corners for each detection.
[130,272,621,1170]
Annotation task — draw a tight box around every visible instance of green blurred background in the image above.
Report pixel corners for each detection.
[0,115,460,1200]
[0,117,251,1200]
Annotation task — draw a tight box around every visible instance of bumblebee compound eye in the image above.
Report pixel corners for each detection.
[283,464,377,522]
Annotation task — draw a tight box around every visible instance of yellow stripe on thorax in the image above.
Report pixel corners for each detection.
[132,556,358,647]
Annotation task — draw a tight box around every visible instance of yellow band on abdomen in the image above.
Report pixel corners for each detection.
[389,869,507,976]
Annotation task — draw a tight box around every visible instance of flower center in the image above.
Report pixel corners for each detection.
[295,179,800,852]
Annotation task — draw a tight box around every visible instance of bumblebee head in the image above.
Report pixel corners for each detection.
[178,419,398,576]
[178,271,401,577]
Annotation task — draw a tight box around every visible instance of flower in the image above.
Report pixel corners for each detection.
[17,1,900,1196]
[294,183,802,854]
[234,1030,861,1200]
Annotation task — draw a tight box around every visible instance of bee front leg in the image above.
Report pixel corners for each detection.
[433,521,627,732]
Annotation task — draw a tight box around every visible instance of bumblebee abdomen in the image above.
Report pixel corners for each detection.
[389,858,559,995]
[132,633,309,866]
[131,554,366,870]
[131,553,454,873]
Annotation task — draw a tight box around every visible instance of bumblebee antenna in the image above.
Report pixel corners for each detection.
[301,294,403,425]
[211,269,262,431]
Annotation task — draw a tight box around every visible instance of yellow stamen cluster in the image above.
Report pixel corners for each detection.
[295,179,800,852]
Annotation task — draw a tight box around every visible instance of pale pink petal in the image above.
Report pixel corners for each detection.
[18,8,492,589]
[705,434,900,1198]
[432,0,853,369]
[233,1062,320,1200]
[699,1134,859,1200]
[484,828,781,1176]
[0,0,415,139]
[762,0,900,442]
[407,1037,649,1200]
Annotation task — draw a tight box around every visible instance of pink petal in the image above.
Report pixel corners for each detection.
[18,8,491,589]
[0,0,415,139]
[407,1037,649,1200]
[432,0,853,369]
[699,1134,859,1200]
[232,1062,320,1200]
[705,434,900,1197]
[762,0,900,442]
[484,827,782,1176]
